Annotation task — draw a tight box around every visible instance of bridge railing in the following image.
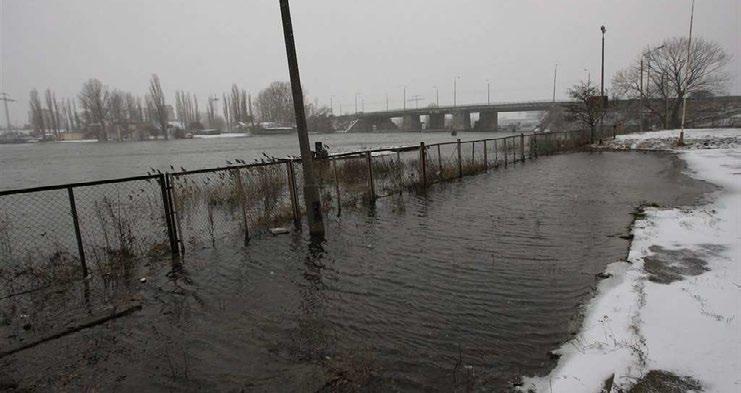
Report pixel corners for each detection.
[0,130,592,295]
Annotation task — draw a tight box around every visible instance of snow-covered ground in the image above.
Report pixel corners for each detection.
[520,129,741,393]
[604,128,741,151]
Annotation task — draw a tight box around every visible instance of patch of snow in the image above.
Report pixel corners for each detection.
[58,139,99,143]
[520,129,741,392]
[192,133,250,139]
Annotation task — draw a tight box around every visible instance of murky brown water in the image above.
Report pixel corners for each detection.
[0,152,713,392]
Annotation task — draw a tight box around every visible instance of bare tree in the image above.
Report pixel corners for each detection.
[78,78,110,141]
[612,36,730,128]
[147,74,169,140]
[206,95,217,128]
[222,93,231,131]
[44,89,61,139]
[29,89,46,136]
[567,80,604,141]
[255,81,294,124]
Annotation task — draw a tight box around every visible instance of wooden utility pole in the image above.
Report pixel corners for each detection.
[279,0,324,237]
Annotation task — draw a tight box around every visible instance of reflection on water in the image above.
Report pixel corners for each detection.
[1,152,712,392]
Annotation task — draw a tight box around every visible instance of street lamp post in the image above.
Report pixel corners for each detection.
[402,86,407,111]
[552,64,558,104]
[679,0,696,144]
[278,0,324,237]
[599,25,606,142]
[433,86,439,107]
[486,80,491,105]
[453,76,460,107]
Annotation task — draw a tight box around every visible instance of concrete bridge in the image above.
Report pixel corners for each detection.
[336,96,741,133]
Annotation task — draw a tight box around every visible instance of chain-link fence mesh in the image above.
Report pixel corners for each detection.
[0,175,171,295]
[0,189,80,296]
[74,178,169,279]
[171,163,297,251]
[2,130,592,292]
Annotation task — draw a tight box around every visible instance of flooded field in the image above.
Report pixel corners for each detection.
[0,152,713,392]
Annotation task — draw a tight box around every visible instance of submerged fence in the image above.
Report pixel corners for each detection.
[0,130,589,294]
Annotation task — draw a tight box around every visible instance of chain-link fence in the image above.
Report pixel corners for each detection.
[1,130,591,292]
[0,175,176,297]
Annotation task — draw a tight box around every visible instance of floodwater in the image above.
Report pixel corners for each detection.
[0,152,713,392]
[0,131,513,191]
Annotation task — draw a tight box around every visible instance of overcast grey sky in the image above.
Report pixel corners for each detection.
[1,0,739,124]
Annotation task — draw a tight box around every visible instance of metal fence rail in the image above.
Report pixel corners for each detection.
[0,130,591,293]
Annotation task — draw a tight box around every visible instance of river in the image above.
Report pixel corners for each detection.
[0,132,514,191]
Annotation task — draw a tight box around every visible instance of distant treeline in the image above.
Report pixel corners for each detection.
[27,76,332,141]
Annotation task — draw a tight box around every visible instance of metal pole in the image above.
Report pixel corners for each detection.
[332,159,341,216]
[437,144,442,176]
[366,151,376,200]
[453,78,457,107]
[600,25,606,141]
[420,142,427,188]
[403,87,406,111]
[286,160,301,224]
[233,169,251,245]
[520,133,525,162]
[67,187,88,279]
[638,56,646,132]
[680,0,695,144]
[158,174,179,258]
[456,138,462,178]
[279,0,324,237]
[487,82,491,105]
[552,64,558,103]
[483,140,488,170]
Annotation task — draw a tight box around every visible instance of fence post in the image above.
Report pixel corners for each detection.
[286,160,301,224]
[436,144,442,177]
[232,169,251,245]
[332,159,342,216]
[67,187,88,279]
[457,138,462,178]
[494,138,498,165]
[158,174,179,258]
[167,174,185,256]
[366,151,376,200]
[504,138,508,168]
[419,142,427,188]
[520,133,525,162]
[483,140,488,170]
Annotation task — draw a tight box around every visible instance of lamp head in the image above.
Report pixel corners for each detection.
[601,25,606,34]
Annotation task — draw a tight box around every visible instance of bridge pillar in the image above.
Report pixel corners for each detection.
[477,111,498,131]
[452,111,471,131]
[373,117,398,132]
[428,113,445,130]
[402,115,422,132]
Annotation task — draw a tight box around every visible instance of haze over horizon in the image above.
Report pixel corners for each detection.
[1,0,739,125]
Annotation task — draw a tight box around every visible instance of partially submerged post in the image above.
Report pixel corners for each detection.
[279,0,324,237]
[67,187,88,279]
[419,142,427,188]
[456,139,462,178]
[366,151,376,200]
[520,133,525,162]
